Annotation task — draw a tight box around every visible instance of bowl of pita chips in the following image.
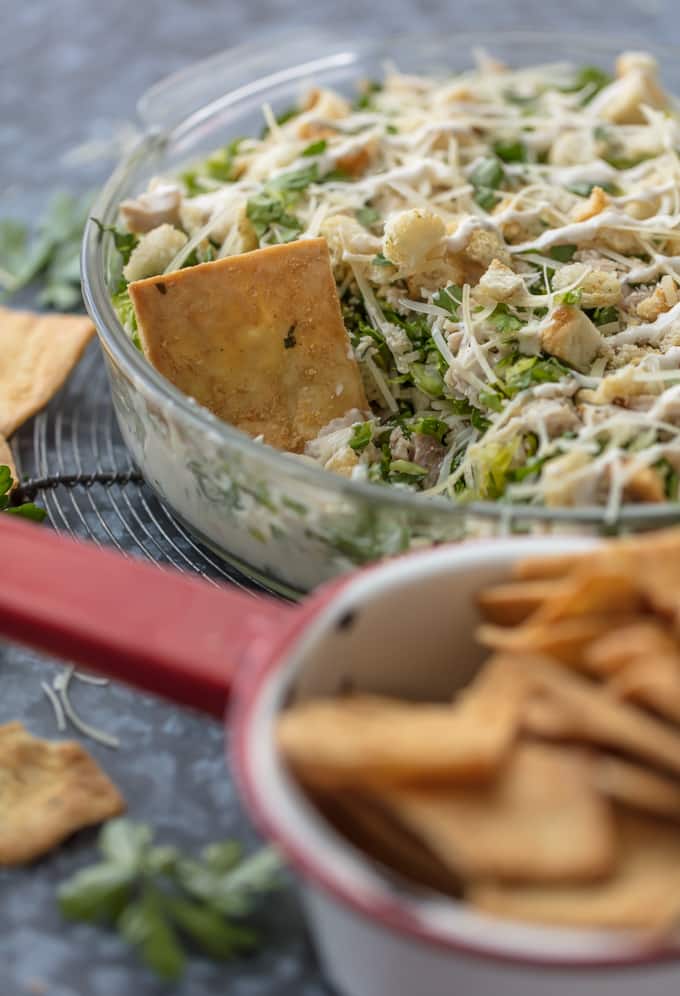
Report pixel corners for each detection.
[232,529,680,996]
[81,31,680,598]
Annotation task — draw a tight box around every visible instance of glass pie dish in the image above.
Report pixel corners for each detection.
[81,29,680,597]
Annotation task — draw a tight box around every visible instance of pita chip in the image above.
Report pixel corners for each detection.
[0,306,94,437]
[477,614,637,667]
[595,756,680,820]
[585,621,679,676]
[469,811,680,929]
[129,239,368,453]
[374,742,615,883]
[535,662,680,778]
[476,579,568,626]
[0,721,125,865]
[277,656,528,789]
[608,653,680,724]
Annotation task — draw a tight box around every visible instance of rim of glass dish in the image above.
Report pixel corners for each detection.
[82,29,680,529]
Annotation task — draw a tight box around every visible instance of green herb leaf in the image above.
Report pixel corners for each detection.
[354,81,382,110]
[589,305,619,326]
[166,897,257,958]
[411,362,445,398]
[493,139,527,163]
[187,847,283,918]
[302,139,327,157]
[268,163,319,193]
[201,841,244,874]
[469,157,505,211]
[412,417,449,443]
[372,253,394,267]
[433,284,463,318]
[0,464,47,520]
[246,194,301,244]
[489,303,523,336]
[500,353,569,396]
[349,422,373,452]
[356,206,380,228]
[560,65,612,104]
[58,821,282,981]
[0,192,90,308]
[118,888,186,981]
[478,389,504,412]
[549,244,577,263]
[100,819,152,870]
[559,288,583,306]
[58,862,135,923]
[389,459,427,477]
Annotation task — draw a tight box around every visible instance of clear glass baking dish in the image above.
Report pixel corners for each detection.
[82,29,680,597]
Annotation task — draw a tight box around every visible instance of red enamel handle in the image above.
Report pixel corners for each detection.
[0,516,294,716]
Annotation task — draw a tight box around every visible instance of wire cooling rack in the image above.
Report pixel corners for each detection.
[11,341,274,595]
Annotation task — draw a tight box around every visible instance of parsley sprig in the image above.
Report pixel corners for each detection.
[58,819,283,980]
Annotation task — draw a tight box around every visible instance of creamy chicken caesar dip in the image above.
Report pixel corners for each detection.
[109,50,680,515]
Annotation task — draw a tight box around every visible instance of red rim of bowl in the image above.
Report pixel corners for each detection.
[230,544,680,972]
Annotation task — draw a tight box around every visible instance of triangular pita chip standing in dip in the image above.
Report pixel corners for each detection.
[128,239,369,453]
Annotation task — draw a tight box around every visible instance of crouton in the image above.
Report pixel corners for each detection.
[336,140,378,179]
[572,187,609,223]
[636,277,679,322]
[302,88,351,120]
[553,264,621,308]
[623,464,665,503]
[122,224,188,283]
[542,306,602,373]
[458,227,512,283]
[577,365,663,405]
[477,259,525,303]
